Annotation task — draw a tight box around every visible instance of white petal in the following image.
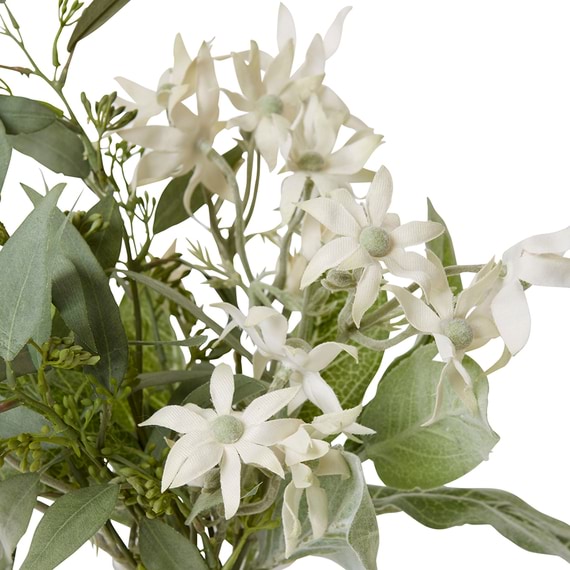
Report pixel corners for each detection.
[301,371,342,414]
[242,386,299,425]
[291,463,315,488]
[281,173,308,222]
[264,41,294,93]
[515,253,570,287]
[323,7,352,58]
[384,284,441,333]
[328,188,368,227]
[277,3,296,51]
[336,246,375,271]
[327,133,383,175]
[298,197,361,238]
[132,151,183,187]
[119,125,189,151]
[301,237,360,288]
[196,43,219,125]
[139,405,209,433]
[234,440,284,477]
[315,448,350,477]
[220,446,242,518]
[253,351,271,378]
[283,483,303,557]
[352,264,383,327]
[491,279,530,355]
[512,226,570,256]
[305,342,358,371]
[311,406,365,436]
[244,419,303,446]
[383,249,438,295]
[210,363,235,416]
[390,221,444,248]
[366,166,393,226]
[455,261,500,318]
[255,116,280,171]
[306,485,328,539]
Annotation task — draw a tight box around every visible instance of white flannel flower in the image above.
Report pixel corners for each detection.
[116,34,196,127]
[299,166,444,326]
[491,226,570,356]
[279,95,383,221]
[119,42,230,209]
[139,363,301,519]
[385,252,502,424]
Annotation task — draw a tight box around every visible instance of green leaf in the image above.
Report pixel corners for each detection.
[67,0,132,52]
[0,187,64,361]
[427,198,462,293]
[153,144,244,234]
[370,485,570,563]
[139,519,208,570]
[362,344,499,489]
[8,121,89,178]
[0,397,47,438]
[0,473,40,569]
[185,374,267,408]
[0,119,11,194]
[136,362,214,391]
[83,194,124,271]
[21,484,119,570]
[0,96,57,135]
[255,452,378,570]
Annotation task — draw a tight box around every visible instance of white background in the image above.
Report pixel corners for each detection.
[3,0,570,568]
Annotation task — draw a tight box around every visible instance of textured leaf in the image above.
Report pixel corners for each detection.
[8,121,89,178]
[186,490,223,525]
[371,485,570,562]
[68,0,132,51]
[0,473,40,569]
[427,198,462,293]
[362,344,499,489]
[255,452,378,570]
[0,398,47,438]
[0,96,57,135]
[136,362,214,391]
[21,484,119,570]
[139,519,207,570]
[0,119,11,194]
[0,187,63,361]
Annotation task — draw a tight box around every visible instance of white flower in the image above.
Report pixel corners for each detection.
[139,363,301,519]
[299,166,444,326]
[491,226,570,356]
[279,95,383,221]
[119,42,230,209]
[384,253,501,424]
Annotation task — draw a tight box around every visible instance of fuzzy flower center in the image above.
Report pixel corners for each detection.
[359,226,392,258]
[297,151,326,172]
[212,415,244,444]
[442,318,473,350]
[256,94,284,116]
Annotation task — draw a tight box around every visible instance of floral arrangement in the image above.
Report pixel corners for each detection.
[0,2,569,569]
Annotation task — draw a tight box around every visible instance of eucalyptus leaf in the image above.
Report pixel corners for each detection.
[136,362,214,391]
[0,473,40,570]
[186,490,223,525]
[0,96,57,135]
[371,485,570,563]
[139,519,208,570]
[362,344,499,490]
[255,452,378,570]
[427,198,462,293]
[20,484,119,570]
[128,335,206,347]
[0,186,63,361]
[0,350,37,382]
[68,0,132,52]
[8,121,89,178]
[0,119,11,194]
[0,397,47,438]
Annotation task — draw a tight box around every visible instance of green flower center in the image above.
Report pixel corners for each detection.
[297,151,326,172]
[256,94,284,115]
[442,318,473,350]
[212,415,244,444]
[359,226,392,258]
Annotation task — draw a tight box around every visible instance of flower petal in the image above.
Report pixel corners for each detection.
[210,363,235,416]
[328,188,368,227]
[515,253,570,287]
[244,419,303,446]
[139,405,209,433]
[242,386,299,425]
[384,249,439,296]
[301,371,342,414]
[353,264,383,327]
[234,440,284,477]
[323,7,352,58]
[277,3,296,52]
[366,166,393,226]
[390,221,444,248]
[220,446,242,518]
[264,40,294,93]
[315,448,350,477]
[491,279,530,355]
[305,342,357,371]
[133,151,184,187]
[283,483,303,558]
[384,284,441,333]
[455,261,500,318]
[327,133,383,175]
[306,485,328,539]
[255,116,280,171]
[119,125,189,151]
[298,197,361,238]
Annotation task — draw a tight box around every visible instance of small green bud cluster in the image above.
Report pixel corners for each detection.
[0,221,9,246]
[67,211,109,240]
[81,91,138,135]
[321,269,357,291]
[2,433,45,472]
[42,335,100,370]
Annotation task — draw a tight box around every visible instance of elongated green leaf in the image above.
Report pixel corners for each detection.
[8,121,89,178]
[255,452,378,570]
[0,473,40,569]
[0,96,57,135]
[68,0,132,51]
[139,519,207,570]
[0,119,11,194]
[371,485,570,563]
[0,187,63,361]
[0,350,37,382]
[123,270,252,360]
[21,484,119,570]
[0,397,47,438]
[136,362,214,391]
[129,335,206,347]
[427,198,462,293]
[362,344,499,489]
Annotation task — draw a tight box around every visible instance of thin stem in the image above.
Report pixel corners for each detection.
[244,151,261,228]
[351,325,417,352]
[103,520,138,570]
[222,529,253,570]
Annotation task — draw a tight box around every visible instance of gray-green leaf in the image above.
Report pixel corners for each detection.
[0,398,47,438]
[21,484,119,570]
[362,344,499,489]
[0,96,57,135]
[139,519,208,570]
[255,452,379,570]
[0,119,11,194]
[0,473,40,569]
[371,485,570,563]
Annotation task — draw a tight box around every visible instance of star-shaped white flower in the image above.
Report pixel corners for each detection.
[140,363,301,519]
[299,166,444,326]
[491,226,570,356]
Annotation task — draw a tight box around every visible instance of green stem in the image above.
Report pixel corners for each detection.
[351,325,417,352]
[222,529,254,570]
